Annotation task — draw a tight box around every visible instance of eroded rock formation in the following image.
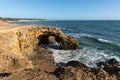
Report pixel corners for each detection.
[54,60,120,80]
[0,25,78,73]
[0,25,79,55]
[0,23,119,80]
[1,59,119,80]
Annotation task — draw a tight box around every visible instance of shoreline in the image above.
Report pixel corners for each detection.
[0,17,46,23]
[7,19,47,23]
[0,20,120,80]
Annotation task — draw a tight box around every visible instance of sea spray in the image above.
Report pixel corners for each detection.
[52,47,120,67]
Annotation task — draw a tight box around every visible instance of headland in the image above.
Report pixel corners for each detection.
[0,20,119,80]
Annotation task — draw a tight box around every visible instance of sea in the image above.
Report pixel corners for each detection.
[10,20,120,67]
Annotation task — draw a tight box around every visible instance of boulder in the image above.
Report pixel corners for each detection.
[65,61,87,68]
[97,58,120,80]
[57,35,79,50]
[54,60,118,80]
[108,58,119,65]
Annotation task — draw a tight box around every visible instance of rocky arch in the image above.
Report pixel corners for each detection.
[36,28,79,50]
[15,26,79,56]
[0,25,79,72]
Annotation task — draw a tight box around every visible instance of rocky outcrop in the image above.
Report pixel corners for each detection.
[54,60,120,80]
[0,25,79,55]
[0,23,119,80]
[1,59,119,80]
[0,25,78,73]
[97,58,120,80]
[1,68,57,80]
[0,24,79,79]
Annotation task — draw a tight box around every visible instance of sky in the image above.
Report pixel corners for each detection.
[0,0,120,20]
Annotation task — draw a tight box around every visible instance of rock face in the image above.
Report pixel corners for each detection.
[97,58,120,80]
[1,68,57,80]
[0,23,119,80]
[1,59,119,80]
[54,60,119,80]
[0,24,79,80]
[0,25,78,73]
[0,25,79,55]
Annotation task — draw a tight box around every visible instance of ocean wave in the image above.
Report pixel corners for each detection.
[60,27,66,30]
[67,33,120,49]
[97,38,111,43]
[96,38,120,49]
[52,47,120,67]
[67,33,94,38]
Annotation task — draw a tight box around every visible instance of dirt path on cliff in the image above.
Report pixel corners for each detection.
[0,20,17,29]
[0,20,29,33]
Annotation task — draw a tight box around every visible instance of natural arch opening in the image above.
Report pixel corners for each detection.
[38,35,60,49]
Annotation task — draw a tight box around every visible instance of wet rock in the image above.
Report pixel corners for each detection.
[96,58,120,80]
[96,61,105,68]
[54,60,117,80]
[47,59,120,80]
[65,61,87,68]
[104,59,120,79]
[108,58,119,65]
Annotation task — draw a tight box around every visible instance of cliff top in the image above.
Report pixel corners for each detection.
[0,20,19,30]
[0,20,36,33]
[0,17,45,22]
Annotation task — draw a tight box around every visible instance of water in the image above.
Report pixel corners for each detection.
[10,20,120,67]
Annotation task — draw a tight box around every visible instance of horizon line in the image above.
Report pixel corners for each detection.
[1,17,120,21]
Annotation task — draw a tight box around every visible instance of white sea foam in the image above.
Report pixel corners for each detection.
[68,33,120,47]
[52,47,120,67]
[60,27,66,30]
[67,33,94,38]
[97,38,111,43]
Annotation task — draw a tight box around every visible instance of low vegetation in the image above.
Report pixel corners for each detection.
[0,17,45,22]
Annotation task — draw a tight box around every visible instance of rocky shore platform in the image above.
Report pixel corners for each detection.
[0,21,119,80]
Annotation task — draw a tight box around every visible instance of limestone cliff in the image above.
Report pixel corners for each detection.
[0,22,119,80]
[0,25,79,73]
[0,25,79,55]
